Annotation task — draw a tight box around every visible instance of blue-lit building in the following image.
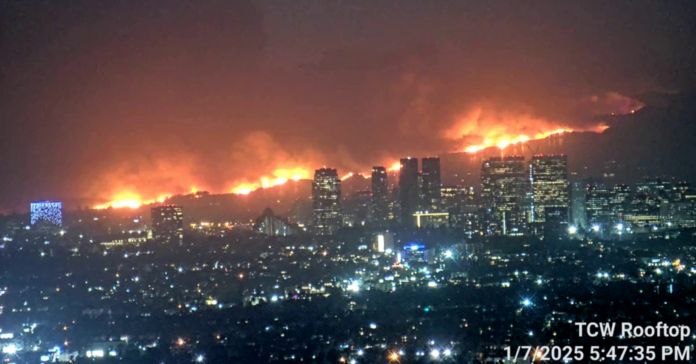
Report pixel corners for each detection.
[30,201,63,226]
[401,243,435,263]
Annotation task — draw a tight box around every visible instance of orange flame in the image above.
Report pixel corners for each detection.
[445,106,610,154]
[462,125,609,153]
[231,167,311,195]
[388,162,401,172]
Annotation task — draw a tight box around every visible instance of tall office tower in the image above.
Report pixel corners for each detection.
[530,155,570,223]
[371,166,389,226]
[585,183,611,226]
[399,157,420,226]
[312,168,342,235]
[421,157,442,212]
[151,205,183,244]
[571,181,588,228]
[609,184,631,223]
[481,156,528,236]
[30,201,63,226]
[343,190,372,227]
[441,186,479,236]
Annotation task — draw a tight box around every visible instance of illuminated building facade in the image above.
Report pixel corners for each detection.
[151,205,183,244]
[312,168,342,235]
[413,211,449,228]
[585,183,611,226]
[609,184,631,222]
[481,156,528,236]
[421,157,442,212]
[441,185,478,235]
[373,232,395,253]
[255,208,300,236]
[441,186,475,209]
[30,201,62,226]
[371,166,389,226]
[399,157,420,227]
[530,155,569,224]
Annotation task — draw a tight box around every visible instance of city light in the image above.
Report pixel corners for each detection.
[592,224,601,232]
[444,250,453,258]
[568,226,577,234]
[430,349,440,358]
[616,223,624,231]
[2,344,17,354]
[196,354,204,362]
[522,298,532,306]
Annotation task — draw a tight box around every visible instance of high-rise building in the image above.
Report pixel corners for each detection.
[312,168,342,235]
[481,156,528,236]
[343,190,371,227]
[151,205,183,244]
[570,181,588,228]
[530,155,569,223]
[399,157,420,226]
[441,186,478,236]
[609,184,631,223]
[585,183,611,226]
[30,201,62,226]
[371,166,389,226]
[421,157,442,212]
[441,186,475,210]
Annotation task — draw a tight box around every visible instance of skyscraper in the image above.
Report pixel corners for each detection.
[530,155,570,223]
[585,183,611,226]
[481,156,528,236]
[151,205,183,244]
[399,157,420,226]
[371,166,389,226]
[570,181,588,228]
[421,157,442,212]
[30,201,62,226]
[312,168,342,235]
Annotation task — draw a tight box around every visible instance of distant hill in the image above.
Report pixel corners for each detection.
[441,91,696,187]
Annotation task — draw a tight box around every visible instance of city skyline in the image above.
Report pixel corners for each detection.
[2,0,696,213]
[2,2,696,363]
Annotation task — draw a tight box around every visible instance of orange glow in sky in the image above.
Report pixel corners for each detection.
[94,121,610,208]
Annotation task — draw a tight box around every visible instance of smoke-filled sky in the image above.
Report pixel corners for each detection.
[1,0,694,211]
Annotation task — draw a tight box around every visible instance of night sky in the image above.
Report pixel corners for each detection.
[1,0,695,212]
